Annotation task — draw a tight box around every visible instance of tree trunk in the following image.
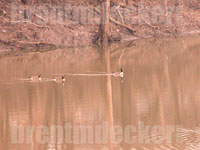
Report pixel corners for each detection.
[21,0,29,5]
[95,0,111,44]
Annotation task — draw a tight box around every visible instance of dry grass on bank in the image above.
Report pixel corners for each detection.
[0,0,199,51]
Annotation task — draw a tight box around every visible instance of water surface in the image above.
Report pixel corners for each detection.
[0,35,200,150]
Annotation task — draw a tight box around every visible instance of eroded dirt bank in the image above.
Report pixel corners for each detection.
[0,0,199,51]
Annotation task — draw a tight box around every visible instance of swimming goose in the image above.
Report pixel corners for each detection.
[30,74,42,82]
[52,75,65,82]
[112,68,124,78]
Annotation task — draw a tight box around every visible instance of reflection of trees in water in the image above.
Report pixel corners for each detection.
[41,84,67,150]
[103,44,114,150]
[0,89,10,150]
[0,97,3,150]
[0,36,200,150]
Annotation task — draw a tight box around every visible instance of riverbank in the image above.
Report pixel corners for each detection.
[0,0,199,51]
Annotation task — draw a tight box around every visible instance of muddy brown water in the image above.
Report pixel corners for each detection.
[0,35,200,150]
